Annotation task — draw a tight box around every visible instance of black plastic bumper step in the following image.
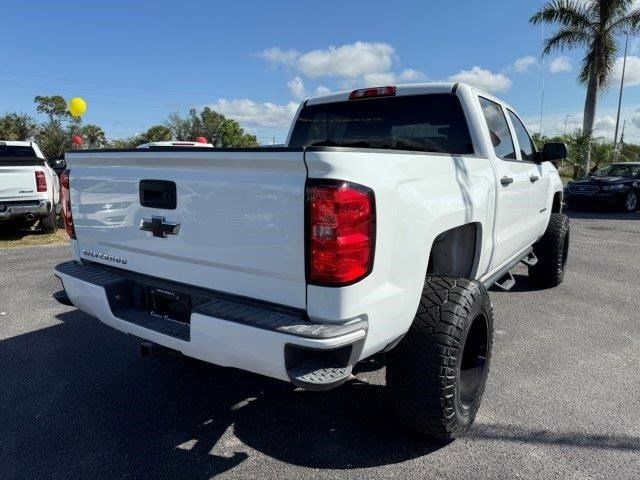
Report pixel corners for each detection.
[288,359,353,391]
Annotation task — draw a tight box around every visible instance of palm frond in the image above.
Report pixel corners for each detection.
[530,0,595,32]
[606,8,640,34]
[598,34,619,90]
[542,26,591,55]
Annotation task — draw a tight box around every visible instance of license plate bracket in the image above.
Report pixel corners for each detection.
[146,287,191,324]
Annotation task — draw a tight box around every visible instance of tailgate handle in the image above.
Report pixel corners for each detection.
[139,180,176,209]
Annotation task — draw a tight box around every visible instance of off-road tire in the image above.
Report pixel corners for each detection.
[386,275,493,440]
[528,213,570,288]
[41,207,57,234]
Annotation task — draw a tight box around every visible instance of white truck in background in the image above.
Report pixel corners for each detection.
[54,83,569,439]
[0,141,60,232]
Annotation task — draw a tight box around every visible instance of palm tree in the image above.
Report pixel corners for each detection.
[80,124,106,149]
[530,0,640,176]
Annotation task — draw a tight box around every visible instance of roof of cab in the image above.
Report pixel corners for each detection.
[304,82,503,107]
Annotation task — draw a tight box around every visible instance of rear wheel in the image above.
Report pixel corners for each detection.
[386,275,493,440]
[623,191,637,212]
[529,213,570,288]
[41,207,57,234]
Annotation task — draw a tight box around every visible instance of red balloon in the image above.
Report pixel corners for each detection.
[195,136,207,143]
[72,135,83,145]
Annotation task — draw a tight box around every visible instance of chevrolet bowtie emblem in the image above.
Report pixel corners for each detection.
[140,216,181,238]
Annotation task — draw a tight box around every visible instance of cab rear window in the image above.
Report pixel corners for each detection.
[289,94,474,155]
[0,145,37,157]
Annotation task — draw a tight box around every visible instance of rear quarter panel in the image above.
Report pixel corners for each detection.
[304,148,496,358]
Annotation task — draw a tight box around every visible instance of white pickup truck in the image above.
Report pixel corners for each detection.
[54,83,569,439]
[0,141,60,232]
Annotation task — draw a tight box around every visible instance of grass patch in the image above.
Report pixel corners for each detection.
[0,224,69,249]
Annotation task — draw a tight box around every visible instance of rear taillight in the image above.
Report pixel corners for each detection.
[349,86,396,100]
[35,171,47,192]
[306,180,375,286]
[60,169,76,239]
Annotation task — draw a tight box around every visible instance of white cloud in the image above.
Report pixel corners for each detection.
[315,85,331,95]
[613,55,640,87]
[398,68,426,81]
[287,76,306,100]
[208,99,299,129]
[448,67,512,93]
[297,42,395,78]
[257,47,299,67]
[549,56,572,74]
[258,41,395,79]
[514,56,538,73]
[362,72,397,85]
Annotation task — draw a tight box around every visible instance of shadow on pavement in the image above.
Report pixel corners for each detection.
[4,308,638,478]
[1,309,443,479]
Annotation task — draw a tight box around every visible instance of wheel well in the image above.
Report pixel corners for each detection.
[552,192,562,213]
[427,223,480,278]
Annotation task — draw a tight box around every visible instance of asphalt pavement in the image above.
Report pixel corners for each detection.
[1,209,639,479]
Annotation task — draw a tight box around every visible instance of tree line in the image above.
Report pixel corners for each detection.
[0,95,258,158]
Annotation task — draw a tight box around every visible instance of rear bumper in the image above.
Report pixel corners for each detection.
[54,261,367,390]
[0,199,51,219]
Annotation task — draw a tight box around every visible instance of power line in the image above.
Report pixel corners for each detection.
[0,89,181,110]
[0,80,188,106]
[0,69,221,98]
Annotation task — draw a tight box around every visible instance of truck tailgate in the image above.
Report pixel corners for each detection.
[0,165,37,201]
[67,149,307,308]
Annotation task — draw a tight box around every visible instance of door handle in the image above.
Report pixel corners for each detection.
[501,176,514,186]
[530,175,540,183]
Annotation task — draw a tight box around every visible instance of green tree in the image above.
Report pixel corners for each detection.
[138,125,172,144]
[33,95,77,158]
[165,107,258,147]
[34,95,70,123]
[105,137,139,149]
[0,113,38,140]
[530,0,640,176]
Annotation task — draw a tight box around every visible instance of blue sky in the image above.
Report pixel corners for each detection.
[3,0,640,143]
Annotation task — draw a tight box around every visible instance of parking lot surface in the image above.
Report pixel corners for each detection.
[1,210,639,479]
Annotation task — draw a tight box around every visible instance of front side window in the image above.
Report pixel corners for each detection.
[479,97,516,160]
[289,94,474,155]
[507,110,535,161]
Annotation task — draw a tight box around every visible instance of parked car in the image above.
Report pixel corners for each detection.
[565,162,640,212]
[0,141,60,232]
[54,83,568,440]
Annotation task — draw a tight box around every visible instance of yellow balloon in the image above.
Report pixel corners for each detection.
[68,97,87,117]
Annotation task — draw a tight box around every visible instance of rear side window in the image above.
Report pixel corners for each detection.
[0,145,37,158]
[479,97,516,160]
[507,110,535,161]
[289,94,474,155]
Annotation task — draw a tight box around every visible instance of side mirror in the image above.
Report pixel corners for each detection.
[539,142,568,163]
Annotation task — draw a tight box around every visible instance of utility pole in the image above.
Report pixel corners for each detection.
[563,114,572,137]
[613,31,629,156]
[538,22,545,137]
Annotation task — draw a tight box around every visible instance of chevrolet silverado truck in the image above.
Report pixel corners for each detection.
[0,141,60,232]
[54,83,569,440]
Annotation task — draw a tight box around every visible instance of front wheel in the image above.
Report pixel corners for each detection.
[386,276,494,440]
[529,213,570,288]
[623,191,638,213]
